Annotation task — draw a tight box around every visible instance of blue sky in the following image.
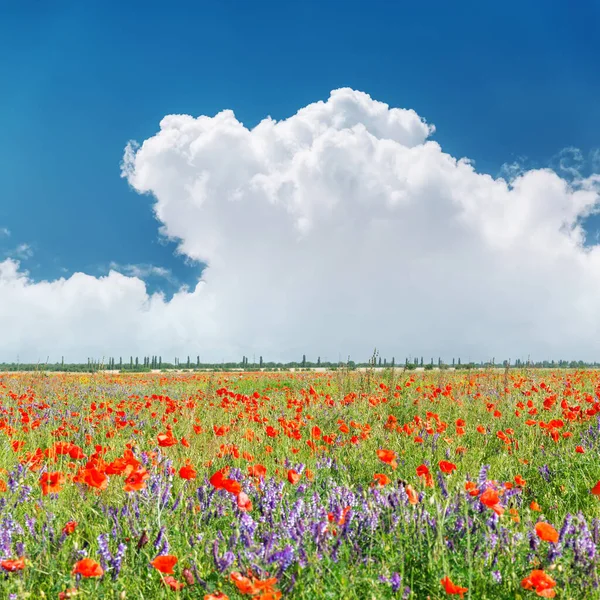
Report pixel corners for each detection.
[1,0,599,300]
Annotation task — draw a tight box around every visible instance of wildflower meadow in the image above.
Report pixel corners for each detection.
[1,367,600,599]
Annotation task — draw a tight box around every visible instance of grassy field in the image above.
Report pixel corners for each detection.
[0,367,599,599]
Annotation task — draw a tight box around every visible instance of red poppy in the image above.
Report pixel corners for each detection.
[62,521,77,535]
[157,433,178,447]
[223,479,242,495]
[440,576,468,597]
[405,484,419,505]
[248,464,267,479]
[287,469,301,485]
[124,468,149,492]
[0,557,26,571]
[376,449,397,469]
[480,487,504,516]
[438,461,457,474]
[179,464,197,480]
[535,522,559,543]
[521,569,557,598]
[72,558,103,577]
[151,555,178,574]
[372,473,391,487]
[163,575,185,590]
[237,491,253,511]
[40,471,65,495]
[210,470,228,489]
[82,468,108,491]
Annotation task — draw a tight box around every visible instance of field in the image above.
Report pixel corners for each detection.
[1,368,600,599]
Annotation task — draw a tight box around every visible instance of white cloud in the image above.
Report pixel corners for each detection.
[0,227,10,238]
[2,88,600,363]
[108,262,178,285]
[4,243,34,260]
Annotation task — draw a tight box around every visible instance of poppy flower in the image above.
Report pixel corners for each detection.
[405,484,419,505]
[204,593,229,600]
[82,468,108,491]
[521,569,557,598]
[575,445,585,453]
[210,470,228,489]
[163,575,185,590]
[157,433,178,447]
[438,460,457,474]
[58,589,78,599]
[237,491,253,511]
[372,473,391,487]
[514,475,526,487]
[248,464,267,479]
[0,557,26,571]
[179,464,197,480]
[62,521,77,535]
[72,558,103,578]
[416,464,434,487]
[223,479,242,495]
[376,449,397,469]
[440,576,468,598]
[287,469,301,485]
[40,471,65,495]
[591,481,600,496]
[151,555,178,574]
[480,487,504,516]
[535,522,559,543]
[124,468,150,492]
[530,501,542,511]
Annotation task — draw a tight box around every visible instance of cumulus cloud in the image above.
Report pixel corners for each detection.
[108,262,178,286]
[4,242,33,260]
[2,88,600,363]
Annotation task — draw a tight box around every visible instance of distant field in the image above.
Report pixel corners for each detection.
[0,369,599,598]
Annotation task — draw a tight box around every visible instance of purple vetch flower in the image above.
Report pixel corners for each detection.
[212,539,235,573]
[97,533,113,571]
[111,543,127,580]
[492,570,502,583]
[538,464,552,482]
[153,526,166,550]
[559,514,575,545]
[390,572,402,592]
[547,541,563,563]
[436,470,449,498]
[477,465,490,487]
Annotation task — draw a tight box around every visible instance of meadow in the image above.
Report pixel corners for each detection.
[1,367,599,599]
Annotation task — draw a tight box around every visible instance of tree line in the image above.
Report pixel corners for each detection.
[0,354,599,373]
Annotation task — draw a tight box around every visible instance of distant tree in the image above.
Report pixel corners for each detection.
[302,354,306,368]
[420,357,424,367]
[259,356,263,367]
[317,356,321,366]
[135,357,139,367]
